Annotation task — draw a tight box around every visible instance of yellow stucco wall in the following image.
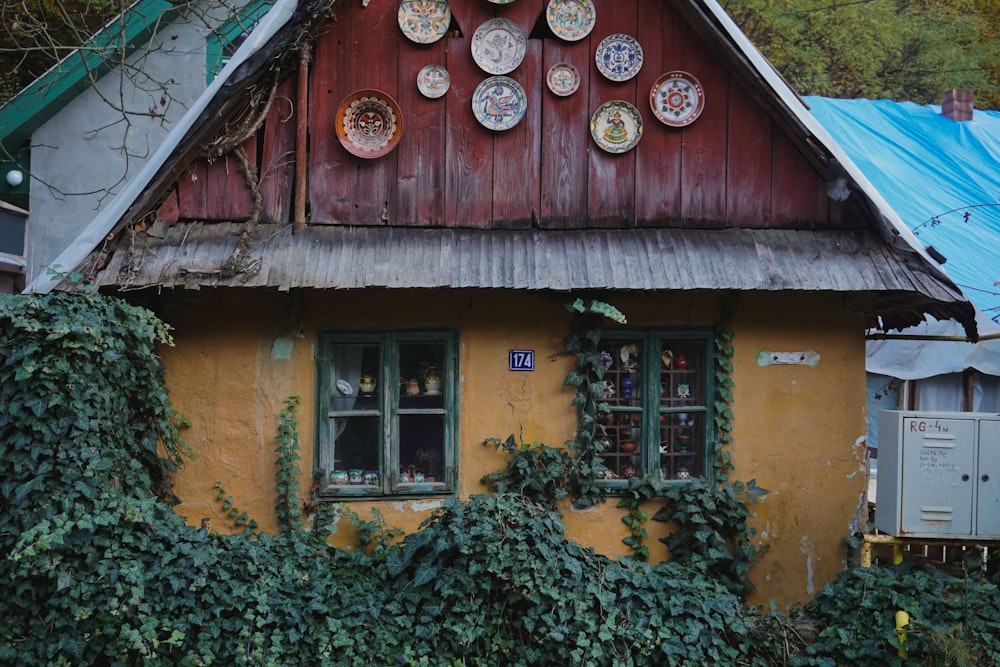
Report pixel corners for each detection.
[155,288,866,609]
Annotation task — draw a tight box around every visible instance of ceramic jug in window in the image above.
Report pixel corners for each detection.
[424,365,442,394]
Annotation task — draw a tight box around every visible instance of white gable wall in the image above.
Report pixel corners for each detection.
[26,1,257,283]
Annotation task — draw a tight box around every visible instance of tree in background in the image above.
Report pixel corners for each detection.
[724,0,1000,109]
[0,0,123,103]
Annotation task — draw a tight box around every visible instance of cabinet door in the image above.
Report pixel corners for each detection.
[977,419,1000,537]
[901,417,975,535]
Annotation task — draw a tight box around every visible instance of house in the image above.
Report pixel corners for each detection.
[26,0,977,608]
[806,96,1000,477]
[0,0,273,284]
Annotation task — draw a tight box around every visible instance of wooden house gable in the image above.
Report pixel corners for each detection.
[157,0,844,232]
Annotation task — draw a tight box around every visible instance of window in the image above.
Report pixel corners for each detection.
[596,331,714,484]
[316,331,457,496]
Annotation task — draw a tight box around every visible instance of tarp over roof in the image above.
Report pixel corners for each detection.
[806,97,1000,320]
[806,97,1000,378]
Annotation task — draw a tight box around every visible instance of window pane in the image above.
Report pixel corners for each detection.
[599,338,644,406]
[330,415,380,485]
[658,411,703,480]
[660,340,707,408]
[598,411,641,479]
[398,341,446,400]
[328,343,381,409]
[398,414,446,483]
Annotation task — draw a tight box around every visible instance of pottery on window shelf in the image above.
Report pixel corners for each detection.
[404,378,421,396]
[675,353,688,369]
[424,365,442,394]
[619,344,639,370]
[358,374,377,394]
[619,439,637,453]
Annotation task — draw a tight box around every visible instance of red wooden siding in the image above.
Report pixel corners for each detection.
[179,0,843,230]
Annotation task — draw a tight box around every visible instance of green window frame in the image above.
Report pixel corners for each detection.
[596,330,715,486]
[206,0,274,83]
[316,330,458,497]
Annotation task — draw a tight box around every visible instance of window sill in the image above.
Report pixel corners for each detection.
[318,483,452,499]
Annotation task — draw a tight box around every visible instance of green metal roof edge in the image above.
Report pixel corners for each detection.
[205,0,275,83]
[0,0,183,151]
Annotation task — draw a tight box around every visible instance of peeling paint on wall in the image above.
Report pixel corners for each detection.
[800,535,816,595]
[756,350,821,367]
[271,337,294,359]
[408,500,445,512]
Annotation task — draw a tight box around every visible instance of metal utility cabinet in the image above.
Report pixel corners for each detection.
[876,411,1000,539]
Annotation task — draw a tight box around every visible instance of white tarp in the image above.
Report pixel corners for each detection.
[866,308,1000,380]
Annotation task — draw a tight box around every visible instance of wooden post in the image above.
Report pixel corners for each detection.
[294,45,311,233]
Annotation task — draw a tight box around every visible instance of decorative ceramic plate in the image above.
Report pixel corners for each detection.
[595,33,643,82]
[472,76,527,131]
[546,62,580,96]
[335,379,354,396]
[545,0,596,41]
[590,100,643,153]
[417,64,450,99]
[398,0,451,44]
[650,71,705,127]
[471,18,526,75]
[335,90,404,159]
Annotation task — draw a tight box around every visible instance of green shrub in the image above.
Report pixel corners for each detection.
[791,564,1000,666]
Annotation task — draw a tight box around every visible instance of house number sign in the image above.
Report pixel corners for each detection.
[509,349,535,371]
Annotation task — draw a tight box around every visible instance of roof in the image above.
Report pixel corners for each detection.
[806,97,1000,321]
[94,222,955,296]
[23,0,978,337]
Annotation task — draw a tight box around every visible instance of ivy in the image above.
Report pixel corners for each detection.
[275,394,304,534]
[617,477,658,561]
[562,298,622,507]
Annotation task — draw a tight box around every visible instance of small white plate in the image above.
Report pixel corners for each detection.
[417,64,450,99]
[546,62,580,97]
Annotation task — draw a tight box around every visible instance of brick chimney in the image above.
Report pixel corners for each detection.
[941,89,974,122]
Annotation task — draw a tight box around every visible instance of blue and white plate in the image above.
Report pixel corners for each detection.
[595,33,643,82]
[472,76,527,131]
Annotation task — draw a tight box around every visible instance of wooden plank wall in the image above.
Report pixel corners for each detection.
[179,0,841,230]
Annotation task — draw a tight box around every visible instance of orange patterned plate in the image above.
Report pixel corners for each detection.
[335,90,403,159]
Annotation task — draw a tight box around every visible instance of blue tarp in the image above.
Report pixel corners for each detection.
[806,97,1000,320]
